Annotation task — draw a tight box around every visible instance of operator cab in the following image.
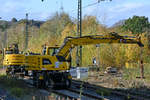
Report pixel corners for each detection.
[4,48,13,54]
[42,46,59,56]
[4,43,19,55]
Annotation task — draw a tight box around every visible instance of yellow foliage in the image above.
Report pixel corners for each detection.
[125,62,138,69]
[125,44,140,62]
[2,14,150,69]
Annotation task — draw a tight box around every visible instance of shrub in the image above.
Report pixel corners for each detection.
[10,87,24,97]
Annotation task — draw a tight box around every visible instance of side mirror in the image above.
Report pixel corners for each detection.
[0,50,2,54]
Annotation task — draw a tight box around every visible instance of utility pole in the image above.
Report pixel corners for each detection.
[25,13,29,51]
[96,44,100,68]
[40,0,112,67]
[4,29,7,48]
[76,0,82,67]
[2,24,8,49]
[76,0,112,67]
[0,17,8,59]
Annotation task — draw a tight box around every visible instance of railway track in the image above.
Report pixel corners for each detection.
[72,80,150,100]
[23,76,150,100]
[10,76,150,100]
[24,78,109,100]
[24,77,124,100]
[50,89,103,100]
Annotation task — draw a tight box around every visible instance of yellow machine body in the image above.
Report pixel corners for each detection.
[3,54,25,66]
[3,45,69,72]
[3,44,24,67]
[25,55,69,71]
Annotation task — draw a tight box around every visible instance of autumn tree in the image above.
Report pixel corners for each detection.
[122,16,150,36]
[40,12,71,35]
[11,18,17,23]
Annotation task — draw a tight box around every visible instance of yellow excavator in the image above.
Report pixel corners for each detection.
[3,32,144,88]
[3,43,25,75]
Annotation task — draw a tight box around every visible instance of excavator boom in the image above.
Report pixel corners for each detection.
[57,34,143,58]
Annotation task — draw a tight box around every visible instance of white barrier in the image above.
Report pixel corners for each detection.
[69,67,89,79]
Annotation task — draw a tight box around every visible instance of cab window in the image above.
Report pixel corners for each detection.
[42,59,52,65]
[5,50,13,54]
[48,48,59,56]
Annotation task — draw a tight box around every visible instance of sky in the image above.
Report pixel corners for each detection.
[0,0,150,27]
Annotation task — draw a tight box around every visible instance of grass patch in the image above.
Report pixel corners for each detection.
[123,67,140,80]
[10,87,25,97]
[96,87,111,96]
[0,75,36,97]
[0,65,3,68]
[0,54,3,65]
[123,64,150,81]
[120,64,150,89]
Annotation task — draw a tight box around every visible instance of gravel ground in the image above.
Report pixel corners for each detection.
[87,71,147,88]
[1,69,150,100]
[84,71,150,98]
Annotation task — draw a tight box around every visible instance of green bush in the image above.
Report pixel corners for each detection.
[0,75,33,97]
[10,87,24,97]
[96,88,111,96]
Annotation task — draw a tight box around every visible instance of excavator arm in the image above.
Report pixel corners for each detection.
[57,33,143,58]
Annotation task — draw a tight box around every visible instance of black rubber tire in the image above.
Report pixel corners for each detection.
[49,79,55,89]
[43,78,49,88]
[43,80,49,88]
[32,71,37,86]
[33,77,39,88]
[65,79,71,88]
[24,70,28,76]
[6,71,10,76]
[32,72,41,88]
[39,80,44,88]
